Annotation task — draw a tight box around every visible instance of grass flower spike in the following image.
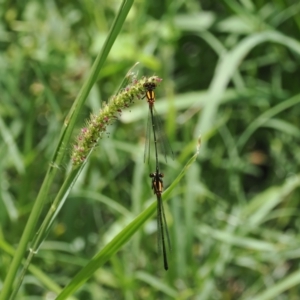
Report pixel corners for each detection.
[71,76,162,166]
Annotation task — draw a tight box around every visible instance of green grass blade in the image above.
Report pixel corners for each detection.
[198,225,278,252]
[9,168,82,300]
[0,117,24,174]
[0,239,77,300]
[251,269,300,300]
[196,31,300,149]
[243,175,300,226]
[55,138,200,299]
[0,1,134,299]
[237,93,300,149]
[135,271,178,297]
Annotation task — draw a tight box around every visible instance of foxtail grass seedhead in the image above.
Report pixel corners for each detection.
[71,76,162,166]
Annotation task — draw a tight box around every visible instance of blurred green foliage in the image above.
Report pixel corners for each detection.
[1,0,300,299]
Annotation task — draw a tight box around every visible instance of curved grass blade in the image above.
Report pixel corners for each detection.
[250,269,300,300]
[195,31,300,150]
[0,1,135,299]
[237,93,300,150]
[55,137,201,300]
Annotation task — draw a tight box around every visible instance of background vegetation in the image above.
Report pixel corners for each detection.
[1,0,300,299]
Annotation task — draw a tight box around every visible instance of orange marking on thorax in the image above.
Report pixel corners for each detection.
[144,81,157,110]
[151,173,164,196]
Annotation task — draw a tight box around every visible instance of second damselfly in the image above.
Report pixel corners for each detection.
[150,168,171,270]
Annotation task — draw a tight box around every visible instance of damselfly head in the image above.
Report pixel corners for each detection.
[149,172,164,178]
[143,82,156,91]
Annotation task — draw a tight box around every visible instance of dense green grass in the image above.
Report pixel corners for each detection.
[1,0,300,299]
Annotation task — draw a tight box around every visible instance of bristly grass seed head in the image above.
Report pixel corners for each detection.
[71,76,162,166]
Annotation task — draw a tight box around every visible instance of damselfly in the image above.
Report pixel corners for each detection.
[150,168,171,270]
[143,80,173,169]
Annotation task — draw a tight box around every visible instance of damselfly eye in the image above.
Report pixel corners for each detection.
[143,82,156,90]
